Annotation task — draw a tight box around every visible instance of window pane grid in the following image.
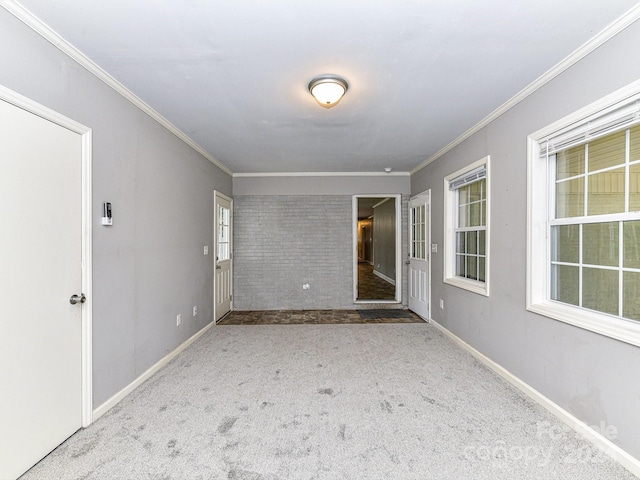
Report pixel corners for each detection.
[550,219,640,320]
[410,205,426,260]
[454,179,486,283]
[550,125,640,323]
[217,205,231,261]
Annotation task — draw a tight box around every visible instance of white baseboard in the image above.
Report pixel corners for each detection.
[373,269,396,286]
[92,320,217,421]
[429,318,640,478]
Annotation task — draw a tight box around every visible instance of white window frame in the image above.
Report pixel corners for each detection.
[444,156,490,296]
[527,79,640,347]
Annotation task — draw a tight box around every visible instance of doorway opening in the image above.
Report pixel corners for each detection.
[353,195,402,303]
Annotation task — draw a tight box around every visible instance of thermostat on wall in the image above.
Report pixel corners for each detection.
[102,202,112,226]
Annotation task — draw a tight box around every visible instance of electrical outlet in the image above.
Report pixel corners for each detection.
[432,243,438,253]
[302,283,310,290]
[193,306,197,316]
[176,314,182,326]
[203,246,208,255]
[439,299,444,310]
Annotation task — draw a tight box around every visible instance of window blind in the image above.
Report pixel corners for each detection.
[449,165,486,190]
[539,96,640,157]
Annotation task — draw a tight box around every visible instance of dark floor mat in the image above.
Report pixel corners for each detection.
[357,309,414,319]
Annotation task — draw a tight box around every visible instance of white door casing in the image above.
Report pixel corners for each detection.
[214,191,233,322]
[408,191,430,320]
[0,87,92,480]
[353,194,402,304]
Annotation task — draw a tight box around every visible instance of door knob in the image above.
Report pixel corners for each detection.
[69,293,86,305]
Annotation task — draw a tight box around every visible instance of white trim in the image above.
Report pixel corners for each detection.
[527,80,640,347]
[233,171,411,178]
[0,0,233,177]
[4,0,639,179]
[411,4,640,175]
[429,319,640,478]
[372,198,392,209]
[0,83,94,428]
[93,320,217,421]
[213,191,233,323]
[353,194,403,304]
[0,83,89,134]
[443,156,490,296]
[373,269,396,286]
[80,127,93,428]
[530,78,640,141]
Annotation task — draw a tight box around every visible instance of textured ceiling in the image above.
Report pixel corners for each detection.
[16,0,640,173]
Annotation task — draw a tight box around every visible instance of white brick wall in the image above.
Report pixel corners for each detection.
[233,195,409,310]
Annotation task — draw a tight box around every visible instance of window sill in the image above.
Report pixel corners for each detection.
[444,276,489,297]
[527,301,640,347]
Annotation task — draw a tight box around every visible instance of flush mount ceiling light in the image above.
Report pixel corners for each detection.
[308,74,349,109]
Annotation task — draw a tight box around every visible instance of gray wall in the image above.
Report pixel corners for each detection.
[411,21,640,459]
[0,9,232,407]
[234,196,353,309]
[372,199,396,282]
[233,176,410,309]
[233,194,410,310]
[233,174,410,196]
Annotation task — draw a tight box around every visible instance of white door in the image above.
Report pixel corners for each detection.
[0,99,84,479]
[214,192,233,322]
[408,192,430,320]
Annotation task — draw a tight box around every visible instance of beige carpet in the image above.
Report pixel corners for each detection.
[21,324,636,479]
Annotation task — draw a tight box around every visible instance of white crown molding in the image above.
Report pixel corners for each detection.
[0,0,233,177]
[8,0,639,179]
[233,171,410,178]
[411,3,640,175]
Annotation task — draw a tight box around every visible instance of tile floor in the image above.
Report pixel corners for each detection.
[357,262,395,300]
[217,309,424,325]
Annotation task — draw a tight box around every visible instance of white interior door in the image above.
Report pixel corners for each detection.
[214,192,233,322]
[408,192,430,320]
[0,98,84,479]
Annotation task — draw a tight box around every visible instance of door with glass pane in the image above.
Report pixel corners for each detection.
[408,192,430,319]
[214,192,233,322]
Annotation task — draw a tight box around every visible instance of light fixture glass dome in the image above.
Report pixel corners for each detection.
[308,75,348,108]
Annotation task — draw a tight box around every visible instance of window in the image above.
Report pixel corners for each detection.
[217,204,230,261]
[444,156,490,296]
[528,80,640,347]
[411,203,427,261]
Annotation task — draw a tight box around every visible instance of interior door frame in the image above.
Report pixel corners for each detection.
[408,189,431,321]
[352,194,402,304]
[0,84,93,427]
[213,190,233,322]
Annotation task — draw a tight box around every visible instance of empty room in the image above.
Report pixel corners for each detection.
[2,1,640,479]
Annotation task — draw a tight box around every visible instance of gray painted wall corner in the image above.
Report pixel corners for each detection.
[410,20,640,460]
[0,9,233,407]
